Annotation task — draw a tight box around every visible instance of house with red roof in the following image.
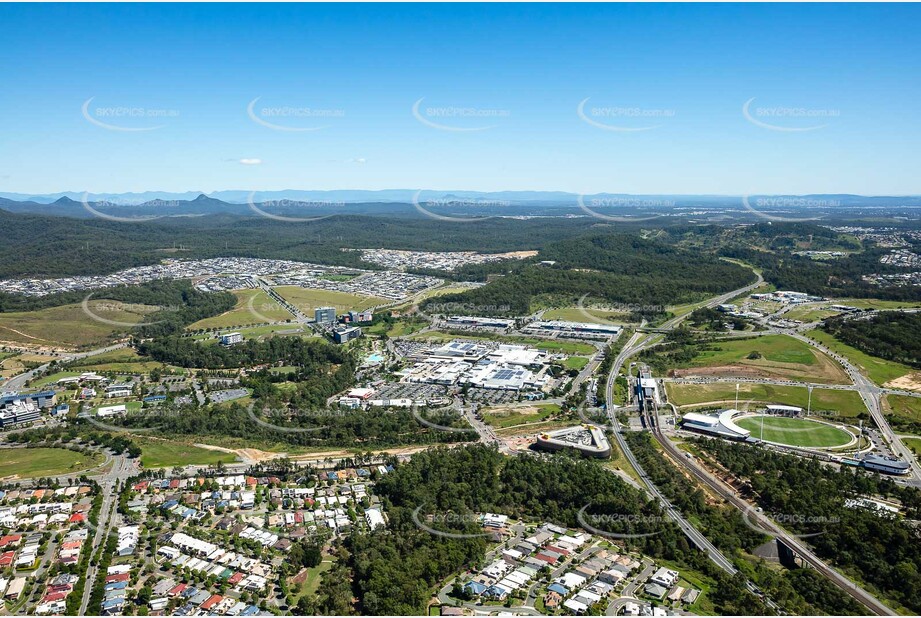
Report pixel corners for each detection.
[167,583,187,597]
[0,534,22,549]
[41,591,68,604]
[200,594,223,611]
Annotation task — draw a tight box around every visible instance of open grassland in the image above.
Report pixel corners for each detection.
[0,447,105,479]
[389,284,476,312]
[665,382,867,418]
[882,395,921,432]
[273,286,386,314]
[136,437,239,468]
[785,299,921,322]
[541,306,630,324]
[408,330,596,355]
[190,323,319,342]
[482,403,561,429]
[188,288,293,330]
[0,301,158,349]
[563,356,590,370]
[0,352,55,379]
[71,348,186,375]
[74,346,140,364]
[734,415,853,447]
[672,335,849,384]
[808,329,917,387]
[494,418,574,438]
[364,319,428,338]
[903,437,921,461]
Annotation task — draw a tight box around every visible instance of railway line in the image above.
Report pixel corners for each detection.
[642,403,895,616]
[600,269,897,616]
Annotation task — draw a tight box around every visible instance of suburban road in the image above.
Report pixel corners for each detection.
[78,453,139,614]
[1,342,128,391]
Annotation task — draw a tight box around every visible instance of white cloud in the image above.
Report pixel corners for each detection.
[348,157,367,164]
[239,158,262,165]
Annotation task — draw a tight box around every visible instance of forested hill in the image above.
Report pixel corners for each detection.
[823,312,921,369]
[421,233,757,318]
[0,208,607,279]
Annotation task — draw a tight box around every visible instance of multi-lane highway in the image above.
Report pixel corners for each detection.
[648,412,895,616]
[789,331,921,484]
[598,269,898,615]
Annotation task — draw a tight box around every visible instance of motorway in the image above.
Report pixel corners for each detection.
[601,330,753,582]
[788,330,921,484]
[597,268,900,615]
[647,414,895,616]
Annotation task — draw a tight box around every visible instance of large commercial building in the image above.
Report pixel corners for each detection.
[446,315,515,329]
[526,320,621,337]
[333,326,361,344]
[0,391,56,409]
[347,310,374,324]
[860,454,911,476]
[315,307,337,325]
[0,400,41,428]
[0,391,55,428]
[534,425,611,458]
[680,409,751,440]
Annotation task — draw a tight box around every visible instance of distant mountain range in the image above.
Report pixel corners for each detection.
[0,191,919,220]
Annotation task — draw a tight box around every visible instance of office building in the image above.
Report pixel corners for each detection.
[333,326,361,344]
[315,307,337,325]
[219,332,243,346]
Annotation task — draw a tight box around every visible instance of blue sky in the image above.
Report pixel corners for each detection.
[1,3,919,195]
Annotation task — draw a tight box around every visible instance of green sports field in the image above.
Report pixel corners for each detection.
[734,415,854,448]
